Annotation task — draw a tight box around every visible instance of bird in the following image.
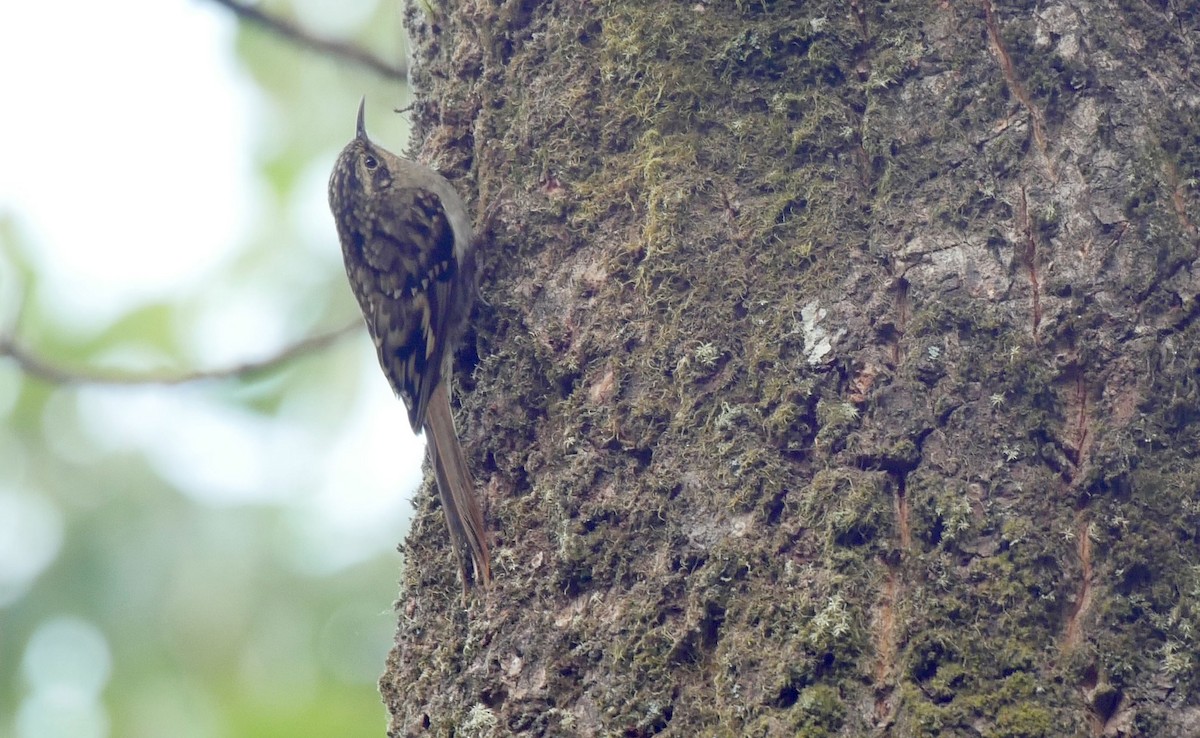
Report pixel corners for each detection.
[328,98,491,590]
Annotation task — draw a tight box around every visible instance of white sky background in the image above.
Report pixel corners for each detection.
[0,0,423,575]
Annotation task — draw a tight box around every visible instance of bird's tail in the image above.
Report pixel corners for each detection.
[424,381,492,589]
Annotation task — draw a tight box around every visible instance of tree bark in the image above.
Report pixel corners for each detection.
[383,1,1200,736]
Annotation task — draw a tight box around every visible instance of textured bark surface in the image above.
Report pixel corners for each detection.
[383,1,1199,735]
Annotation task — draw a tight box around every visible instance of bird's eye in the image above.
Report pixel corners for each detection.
[364,155,378,170]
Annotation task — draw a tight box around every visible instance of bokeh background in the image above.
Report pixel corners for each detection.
[0,2,425,736]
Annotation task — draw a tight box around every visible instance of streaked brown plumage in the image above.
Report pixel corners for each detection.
[328,99,491,590]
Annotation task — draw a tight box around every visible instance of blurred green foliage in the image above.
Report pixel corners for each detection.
[0,2,421,736]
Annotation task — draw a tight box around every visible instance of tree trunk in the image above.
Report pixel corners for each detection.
[383,1,1199,735]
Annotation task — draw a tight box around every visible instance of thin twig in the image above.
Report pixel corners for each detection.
[0,320,363,387]
[208,0,407,80]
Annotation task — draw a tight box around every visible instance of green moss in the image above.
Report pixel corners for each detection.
[814,398,861,452]
[990,704,1055,738]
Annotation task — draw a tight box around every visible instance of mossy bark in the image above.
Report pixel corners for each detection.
[383,1,1200,736]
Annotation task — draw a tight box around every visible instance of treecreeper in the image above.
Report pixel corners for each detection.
[328,98,491,592]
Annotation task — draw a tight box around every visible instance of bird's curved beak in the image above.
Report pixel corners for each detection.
[356,97,368,141]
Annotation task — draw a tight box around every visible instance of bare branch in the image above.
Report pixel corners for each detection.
[0,321,363,387]
[208,0,407,81]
